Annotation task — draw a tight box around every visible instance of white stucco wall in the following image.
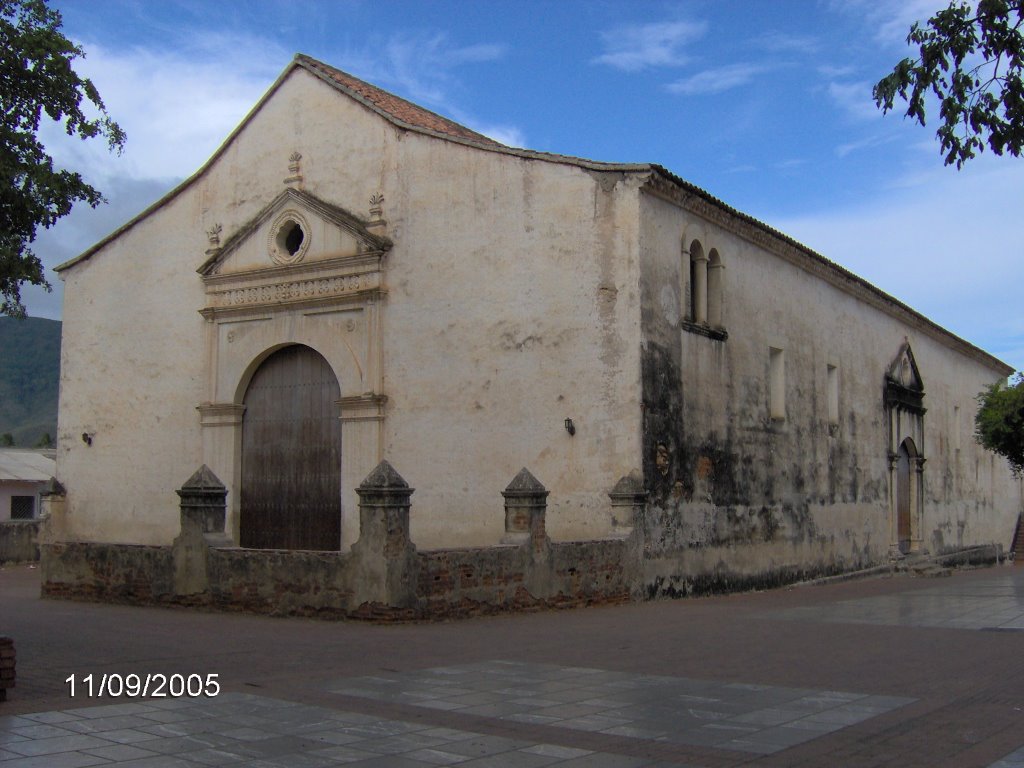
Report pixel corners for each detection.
[56,66,644,548]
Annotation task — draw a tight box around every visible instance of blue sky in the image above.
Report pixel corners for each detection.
[27,0,1023,371]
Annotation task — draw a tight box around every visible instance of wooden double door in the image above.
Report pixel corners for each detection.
[239,345,341,550]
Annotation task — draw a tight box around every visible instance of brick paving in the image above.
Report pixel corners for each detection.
[2,561,1024,766]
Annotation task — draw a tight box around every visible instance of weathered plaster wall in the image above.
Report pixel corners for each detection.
[56,66,643,549]
[57,68,394,545]
[636,187,1021,581]
[383,141,643,547]
[0,521,39,563]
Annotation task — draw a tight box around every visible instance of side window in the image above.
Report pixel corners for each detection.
[707,248,724,328]
[688,239,706,323]
[769,347,786,421]
[827,364,839,426]
[10,495,35,520]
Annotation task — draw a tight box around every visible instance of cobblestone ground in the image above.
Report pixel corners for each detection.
[2,561,1024,766]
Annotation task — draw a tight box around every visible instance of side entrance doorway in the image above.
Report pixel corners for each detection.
[896,438,916,554]
[240,344,341,550]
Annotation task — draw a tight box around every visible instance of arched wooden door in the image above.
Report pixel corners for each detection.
[240,345,341,550]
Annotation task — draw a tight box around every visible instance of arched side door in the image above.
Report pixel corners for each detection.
[896,439,915,554]
[240,345,341,550]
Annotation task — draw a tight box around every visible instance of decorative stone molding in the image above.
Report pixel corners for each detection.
[337,393,388,423]
[284,151,303,187]
[198,188,392,277]
[367,193,386,233]
[197,403,246,427]
[267,209,311,266]
[199,257,384,320]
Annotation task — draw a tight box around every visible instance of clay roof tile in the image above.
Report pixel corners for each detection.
[296,54,504,148]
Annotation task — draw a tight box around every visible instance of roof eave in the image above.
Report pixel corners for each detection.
[645,165,1013,376]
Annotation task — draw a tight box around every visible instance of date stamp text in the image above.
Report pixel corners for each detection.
[65,673,220,698]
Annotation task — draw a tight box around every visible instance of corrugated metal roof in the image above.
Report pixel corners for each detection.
[0,450,55,483]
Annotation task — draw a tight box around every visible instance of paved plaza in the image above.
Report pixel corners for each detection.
[2,561,1024,766]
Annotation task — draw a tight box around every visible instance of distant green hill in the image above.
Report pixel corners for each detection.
[0,317,61,448]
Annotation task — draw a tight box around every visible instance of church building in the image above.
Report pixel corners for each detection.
[41,55,1022,614]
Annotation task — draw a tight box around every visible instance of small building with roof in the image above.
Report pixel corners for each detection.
[0,449,55,523]
[0,448,54,563]
[41,55,1022,605]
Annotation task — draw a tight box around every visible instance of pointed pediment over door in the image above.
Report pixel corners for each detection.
[199,188,392,319]
[884,340,925,414]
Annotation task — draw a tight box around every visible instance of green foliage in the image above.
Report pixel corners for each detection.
[0,0,125,317]
[33,431,51,447]
[0,433,13,446]
[874,0,1024,168]
[975,373,1024,476]
[0,316,59,446]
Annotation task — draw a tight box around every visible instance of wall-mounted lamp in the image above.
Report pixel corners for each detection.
[81,432,93,446]
[564,418,576,436]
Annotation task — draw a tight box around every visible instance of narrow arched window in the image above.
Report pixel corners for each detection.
[707,248,723,328]
[688,239,707,324]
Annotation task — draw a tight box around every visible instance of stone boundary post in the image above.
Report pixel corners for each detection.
[609,470,646,538]
[172,465,228,596]
[502,468,550,555]
[351,460,418,608]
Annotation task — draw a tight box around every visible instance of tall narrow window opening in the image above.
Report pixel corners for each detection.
[954,405,961,452]
[827,364,839,426]
[770,347,785,421]
[689,239,707,324]
[707,249,723,328]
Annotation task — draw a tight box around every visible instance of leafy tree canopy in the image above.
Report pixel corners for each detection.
[976,373,1024,476]
[0,0,124,317]
[874,0,1024,168]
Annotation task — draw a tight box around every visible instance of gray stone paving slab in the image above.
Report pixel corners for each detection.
[772,573,1024,630]
[993,746,1024,767]
[1,692,711,766]
[327,660,915,755]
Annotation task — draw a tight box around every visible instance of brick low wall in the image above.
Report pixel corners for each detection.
[41,537,637,620]
[37,461,1010,622]
[0,520,40,564]
[41,542,173,602]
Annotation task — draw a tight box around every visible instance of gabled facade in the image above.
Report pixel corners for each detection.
[45,54,1021,604]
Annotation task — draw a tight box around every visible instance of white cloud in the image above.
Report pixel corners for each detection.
[753,31,819,54]
[831,0,948,47]
[818,64,857,78]
[365,32,506,105]
[771,160,1024,371]
[666,64,765,96]
[835,133,898,157]
[25,28,520,319]
[461,120,526,148]
[335,31,522,147]
[827,80,881,121]
[593,20,707,72]
[40,36,288,187]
